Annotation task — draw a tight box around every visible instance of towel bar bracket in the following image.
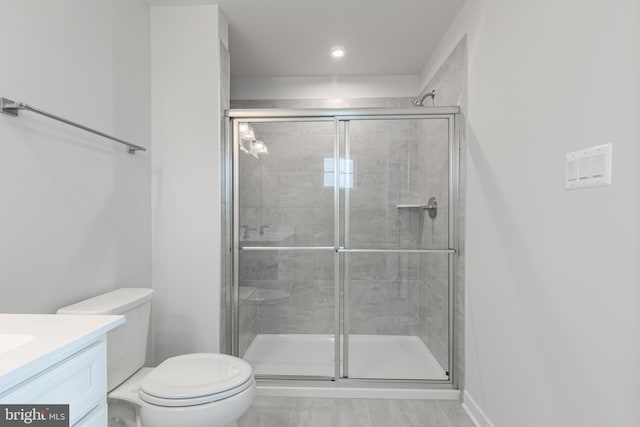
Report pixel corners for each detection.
[1,97,19,117]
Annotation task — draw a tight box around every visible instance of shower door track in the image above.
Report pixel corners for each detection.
[225,107,460,388]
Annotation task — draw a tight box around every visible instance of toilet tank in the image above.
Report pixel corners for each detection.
[57,288,154,391]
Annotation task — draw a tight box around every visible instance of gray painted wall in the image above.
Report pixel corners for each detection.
[0,0,151,315]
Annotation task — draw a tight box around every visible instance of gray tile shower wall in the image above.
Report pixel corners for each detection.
[236,97,442,338]
[416,118,450,370]
[238,288,257,357]
[419,37,468,385]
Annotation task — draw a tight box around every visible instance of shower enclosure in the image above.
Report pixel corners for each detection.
[223,106,459,386]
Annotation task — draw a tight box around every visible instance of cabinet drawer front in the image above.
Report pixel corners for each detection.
[74,404,107,427]
[0,340,107,426]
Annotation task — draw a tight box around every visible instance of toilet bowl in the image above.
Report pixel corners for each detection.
[109,354,255,427]
[57,288,255,427]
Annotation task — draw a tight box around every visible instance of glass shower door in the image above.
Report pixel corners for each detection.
[230,109,459,384]
[340,117,453,380]
[234,119,340,379]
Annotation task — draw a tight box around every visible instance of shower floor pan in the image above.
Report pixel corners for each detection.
[243,334,447,380]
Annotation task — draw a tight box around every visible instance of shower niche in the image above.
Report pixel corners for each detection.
[223,106,459,386]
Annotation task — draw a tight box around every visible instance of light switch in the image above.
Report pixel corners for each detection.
[566,159,578,181]
[578,157,591,179]
[591,153,605,177]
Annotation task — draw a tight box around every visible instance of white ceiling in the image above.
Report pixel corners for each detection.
[146,0,466,78]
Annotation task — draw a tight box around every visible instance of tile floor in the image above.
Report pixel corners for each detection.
[238,396,475,427]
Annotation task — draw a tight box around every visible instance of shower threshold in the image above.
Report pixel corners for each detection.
[243,334,447,380]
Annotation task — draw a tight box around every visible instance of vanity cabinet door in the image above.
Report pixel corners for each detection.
[0,340,107,426]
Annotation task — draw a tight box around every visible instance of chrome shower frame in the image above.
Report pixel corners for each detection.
[223,106,461,390]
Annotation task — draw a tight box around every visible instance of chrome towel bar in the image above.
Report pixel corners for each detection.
[1,97,146,154]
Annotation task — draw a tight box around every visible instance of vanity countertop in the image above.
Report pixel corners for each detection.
[0,314,124,394]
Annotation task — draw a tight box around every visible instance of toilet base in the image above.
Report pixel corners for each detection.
[108,399,140,427]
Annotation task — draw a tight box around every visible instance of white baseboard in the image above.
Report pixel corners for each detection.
[462,390,496,427]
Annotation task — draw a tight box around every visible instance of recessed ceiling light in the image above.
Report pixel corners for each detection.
[330,47,345,59]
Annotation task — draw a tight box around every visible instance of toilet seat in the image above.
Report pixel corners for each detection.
[139,353,254,407]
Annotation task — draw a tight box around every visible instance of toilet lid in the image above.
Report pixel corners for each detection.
[140,353,254,403]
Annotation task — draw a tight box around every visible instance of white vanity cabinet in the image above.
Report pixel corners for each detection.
[0,314,124,427]
[0,339,107,425]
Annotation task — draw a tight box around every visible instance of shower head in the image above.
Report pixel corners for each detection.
[413,89,436,106]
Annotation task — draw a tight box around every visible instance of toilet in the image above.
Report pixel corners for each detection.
[57,288,255,427]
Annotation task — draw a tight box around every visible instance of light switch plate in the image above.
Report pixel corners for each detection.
[565,143,612,189]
